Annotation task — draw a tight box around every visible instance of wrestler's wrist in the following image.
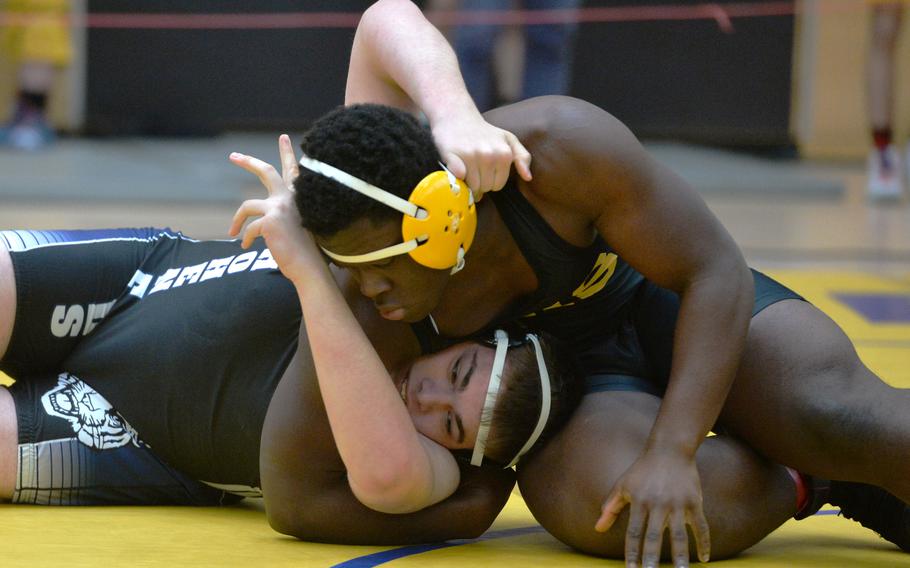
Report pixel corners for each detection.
[424,96,483,130]
[645,432,700,459]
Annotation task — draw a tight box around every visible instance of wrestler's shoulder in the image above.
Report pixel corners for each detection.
[489,97,640,208]
[484,96,624,142]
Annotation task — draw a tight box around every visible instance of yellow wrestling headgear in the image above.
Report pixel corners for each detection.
[298,155,476,274]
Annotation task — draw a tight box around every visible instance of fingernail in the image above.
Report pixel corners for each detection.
[230,152,241,159]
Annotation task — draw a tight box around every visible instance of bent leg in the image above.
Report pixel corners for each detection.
[518,390,796,561]
[0,387,16,499]
[0,228,174,378]
[0,243,14,361]
[721,299,910,502]
[4,371,238,505]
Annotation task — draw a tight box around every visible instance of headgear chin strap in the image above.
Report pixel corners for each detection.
[298,154,476,275]
[470,330,553,469]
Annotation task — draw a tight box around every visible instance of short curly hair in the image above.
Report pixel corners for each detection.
[294,104,441,237]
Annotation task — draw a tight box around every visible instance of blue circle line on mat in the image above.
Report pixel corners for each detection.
[331,509,842,567]
[331,525,547,567]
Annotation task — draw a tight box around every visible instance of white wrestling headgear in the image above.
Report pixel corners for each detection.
[471,329,552,469]
[298,154,476,275]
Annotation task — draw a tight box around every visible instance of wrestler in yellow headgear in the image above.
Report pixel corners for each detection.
[298,155,476,274]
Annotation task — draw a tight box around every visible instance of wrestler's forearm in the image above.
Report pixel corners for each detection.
[649,263,753,455]
[347,0,480,124]
[292,265,459,513]
[263,454,515,545]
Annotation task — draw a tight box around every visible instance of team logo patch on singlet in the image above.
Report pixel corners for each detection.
[528,252,618,315]
[41,373,144,450]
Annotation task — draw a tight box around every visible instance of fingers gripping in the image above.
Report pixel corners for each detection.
[625,503,647,568]
[228,134,300,246]
[596,491,627,533]
[230,153,284,196]
[278,133,300,187]
[598,492,709,567]
[241,218,265,249]
[669,510,690,568]
[505,132,533,181]
[229,199,268,244]
[692,505,711,563]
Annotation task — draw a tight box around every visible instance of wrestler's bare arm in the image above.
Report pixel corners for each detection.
[259,332,516,544]
[488,96,752,564]
[347,0,531,196]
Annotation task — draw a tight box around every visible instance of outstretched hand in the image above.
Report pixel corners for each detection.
[431,112,532,201]
[596,449,711,568]
[228,134,321,284]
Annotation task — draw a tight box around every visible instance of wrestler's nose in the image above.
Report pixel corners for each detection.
[358,270,391,299]
[414,379,452,412]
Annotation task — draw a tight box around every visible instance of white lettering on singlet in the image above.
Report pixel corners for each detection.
[48,248,279,338]
[50,300,116,338]
[136,247,278,300]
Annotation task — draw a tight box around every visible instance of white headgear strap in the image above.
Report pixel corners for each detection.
[298,154,421,218]
[470,330,553,468]
[299,154,467,274]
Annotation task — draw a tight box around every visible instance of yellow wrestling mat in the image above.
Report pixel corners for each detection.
[1,269,909,567]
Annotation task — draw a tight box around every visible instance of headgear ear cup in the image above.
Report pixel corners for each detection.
[403,171,476,270]
[299,154,477,272]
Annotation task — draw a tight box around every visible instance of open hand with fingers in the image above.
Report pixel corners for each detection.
[431,112,532,202]
[596,449,711,568]
[228,134,322,284]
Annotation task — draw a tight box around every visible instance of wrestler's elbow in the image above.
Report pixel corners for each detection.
[348,466,434,515]
[359,0,413,35]
[264,501,311,539]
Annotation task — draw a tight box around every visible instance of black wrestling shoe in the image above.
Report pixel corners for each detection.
[829,481,910,552]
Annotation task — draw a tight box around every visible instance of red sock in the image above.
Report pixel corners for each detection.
[872,128,893,151]
[786,467,809,513]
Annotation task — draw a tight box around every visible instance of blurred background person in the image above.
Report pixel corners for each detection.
[0,0,71,150]
[446,0,582,111]
[866,0,906,199]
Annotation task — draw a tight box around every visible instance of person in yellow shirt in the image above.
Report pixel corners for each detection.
[0,0,71,150]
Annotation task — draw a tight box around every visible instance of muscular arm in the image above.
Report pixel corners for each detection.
[489,100,748,565]
[347,0,531,193]
[347,0,476,120]
[489,96,753,461]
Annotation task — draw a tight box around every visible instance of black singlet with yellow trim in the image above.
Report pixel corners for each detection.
[411,181,804,394]
[487,180,645,346]
[412,180,645,353]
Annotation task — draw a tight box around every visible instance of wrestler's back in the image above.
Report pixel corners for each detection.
[61,236,301,489]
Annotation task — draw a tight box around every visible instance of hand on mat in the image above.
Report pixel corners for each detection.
[595,448,710,568]
[228,134,320,283]
[431,112,532,201]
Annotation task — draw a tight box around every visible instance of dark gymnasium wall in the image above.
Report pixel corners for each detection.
[85,0,794,147]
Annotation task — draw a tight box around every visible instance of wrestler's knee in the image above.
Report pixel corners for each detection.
[0,242,14,361]
[516,392,650,558]
[517,392,788,561]
[517,436,626,558]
